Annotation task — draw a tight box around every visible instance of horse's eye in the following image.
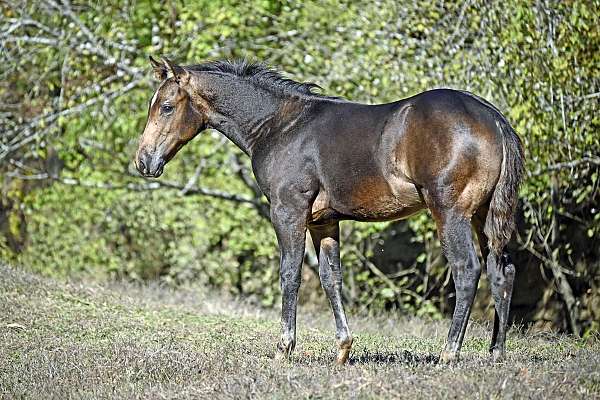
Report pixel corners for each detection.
[161,104,174,114]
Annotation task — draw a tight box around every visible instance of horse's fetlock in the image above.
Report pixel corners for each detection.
[337,334,353,349]
[491,347,506,363]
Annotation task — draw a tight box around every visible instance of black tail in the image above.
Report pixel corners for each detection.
[484,118,524,254]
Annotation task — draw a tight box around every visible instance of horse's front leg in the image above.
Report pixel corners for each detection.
[270,201,307,360]
[309,223,353,364]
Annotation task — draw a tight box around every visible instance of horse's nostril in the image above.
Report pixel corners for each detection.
[154,158,165,177]
[138,159,146,174]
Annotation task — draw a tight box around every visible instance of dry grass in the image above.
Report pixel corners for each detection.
[1,263,599,399]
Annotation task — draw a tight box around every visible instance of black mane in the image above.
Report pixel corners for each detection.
[185,60,334,99]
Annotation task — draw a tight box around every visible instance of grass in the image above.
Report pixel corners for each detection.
[1,263,599,399]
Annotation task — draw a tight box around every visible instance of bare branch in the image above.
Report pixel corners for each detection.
[0,78,143,163]
[179,160,206,195]
[573,91,600,101]
[3,36,60,46]
[529,156,600,177]
[353,248,423,302]
[55,176,264,208]
[447,0,472,46]
[230,153,270,219]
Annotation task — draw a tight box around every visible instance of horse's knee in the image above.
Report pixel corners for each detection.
[319,266,334,291]
[452,257,481,293]
[280,270,301,293]
[454,277,476,294]
[336,331,353,347]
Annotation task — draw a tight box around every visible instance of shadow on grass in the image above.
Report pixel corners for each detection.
[291,349,439,366]
[349,349,439,366]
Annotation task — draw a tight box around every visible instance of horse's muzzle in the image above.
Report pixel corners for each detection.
[137,151,165,178]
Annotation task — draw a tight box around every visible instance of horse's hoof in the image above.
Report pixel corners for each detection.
[274,350,288,361]
[439,350,459,364]
[336,348,351,365]
[335,337,353,365]
[491,348,505,363]
[275,339,295,361]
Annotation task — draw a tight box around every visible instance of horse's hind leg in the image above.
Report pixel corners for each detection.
[435,210,482,363]
[473,207,515,362]
[486,251,515,361]
[309,223,353,364]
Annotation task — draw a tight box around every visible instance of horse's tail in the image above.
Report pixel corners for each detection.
[484,117,525,255]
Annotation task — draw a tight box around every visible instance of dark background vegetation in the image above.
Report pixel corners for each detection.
[1,0,598,336]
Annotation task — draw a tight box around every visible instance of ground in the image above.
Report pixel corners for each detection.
[1,263,598,399]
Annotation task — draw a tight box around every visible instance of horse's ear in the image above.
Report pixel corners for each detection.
[162,57,190,85]
[149,55,167,81]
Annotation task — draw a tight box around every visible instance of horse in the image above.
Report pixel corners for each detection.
[135,56,524,365]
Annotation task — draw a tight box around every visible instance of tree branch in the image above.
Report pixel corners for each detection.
[0,78,143,162]
[529,156,600,177]
[55,176,264,208]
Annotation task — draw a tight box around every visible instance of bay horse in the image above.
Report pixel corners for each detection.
[135,57,524,364]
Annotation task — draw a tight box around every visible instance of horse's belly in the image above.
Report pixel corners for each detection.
[345,190,425,222]
[309,175,425,225]
[347,200,424,222]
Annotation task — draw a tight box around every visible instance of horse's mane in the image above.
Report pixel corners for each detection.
[185,60,338,99]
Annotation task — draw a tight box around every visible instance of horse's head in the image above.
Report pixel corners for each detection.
[135,57,206,178]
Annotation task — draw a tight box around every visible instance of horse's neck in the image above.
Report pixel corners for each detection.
[206,109,278,157]
[204,89,309,157]
[208,113,254,156]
